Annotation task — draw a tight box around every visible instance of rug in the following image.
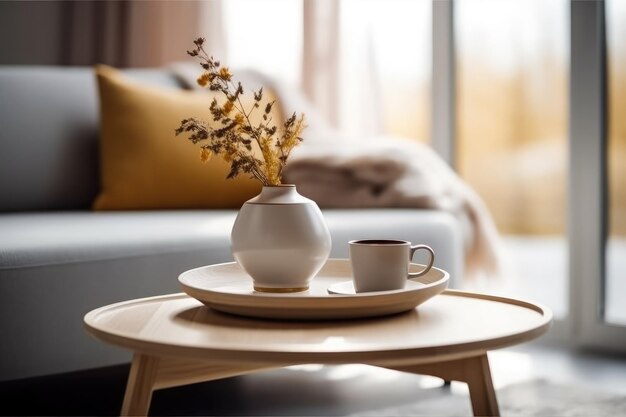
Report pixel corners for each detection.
[350,379,626,417]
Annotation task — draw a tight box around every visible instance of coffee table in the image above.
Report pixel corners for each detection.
[84,290,551,416]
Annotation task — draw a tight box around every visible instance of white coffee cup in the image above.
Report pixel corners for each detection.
[349,239,435,293]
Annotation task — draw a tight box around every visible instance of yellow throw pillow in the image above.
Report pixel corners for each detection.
[94,65,275,210]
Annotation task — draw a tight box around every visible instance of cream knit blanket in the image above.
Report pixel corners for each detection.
[283,136,504,280]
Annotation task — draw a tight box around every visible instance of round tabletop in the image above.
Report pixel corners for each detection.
[84,290,552,366]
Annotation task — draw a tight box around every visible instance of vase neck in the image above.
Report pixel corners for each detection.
[247,184,311,204]
[260,185,297,199]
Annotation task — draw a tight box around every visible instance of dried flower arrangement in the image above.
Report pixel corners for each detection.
[175,38,306,186]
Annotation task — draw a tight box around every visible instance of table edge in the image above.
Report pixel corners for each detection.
[84,290,553,364]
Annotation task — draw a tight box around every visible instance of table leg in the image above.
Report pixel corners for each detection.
[464,354,499,416]
[382,353,500,417]
[121,354,160,416]
[120,355,280,416]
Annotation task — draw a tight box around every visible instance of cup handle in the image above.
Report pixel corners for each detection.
[408,245,435,278]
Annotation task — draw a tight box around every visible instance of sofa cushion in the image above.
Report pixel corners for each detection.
[95,65,284,210]
[0,66,184,212]
[0,211,237,269]
[0,209,461,277]
[0,68,99,212]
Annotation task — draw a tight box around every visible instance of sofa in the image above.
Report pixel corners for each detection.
[0,66,464,382]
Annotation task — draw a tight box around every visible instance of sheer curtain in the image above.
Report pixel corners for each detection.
[337,0,431,140]
[205,0,431,141]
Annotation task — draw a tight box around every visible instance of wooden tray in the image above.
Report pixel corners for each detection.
[178,259,449,319]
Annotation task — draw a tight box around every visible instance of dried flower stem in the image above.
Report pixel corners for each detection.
[175,38,305,186]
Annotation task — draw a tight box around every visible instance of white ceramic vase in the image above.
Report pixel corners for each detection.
[231,184,332,292]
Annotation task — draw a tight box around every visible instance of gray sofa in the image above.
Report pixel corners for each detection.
[0,67,464,382]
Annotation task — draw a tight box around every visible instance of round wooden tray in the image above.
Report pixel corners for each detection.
[178,259,449,320]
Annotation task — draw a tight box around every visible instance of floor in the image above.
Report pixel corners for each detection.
[1,342,625,416]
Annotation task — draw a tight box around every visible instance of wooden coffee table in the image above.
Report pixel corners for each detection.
[84,290,551,416]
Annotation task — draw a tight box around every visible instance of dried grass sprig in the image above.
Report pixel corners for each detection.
[175,37,306,186]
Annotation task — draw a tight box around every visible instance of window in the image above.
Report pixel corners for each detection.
[456,0,569,317]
